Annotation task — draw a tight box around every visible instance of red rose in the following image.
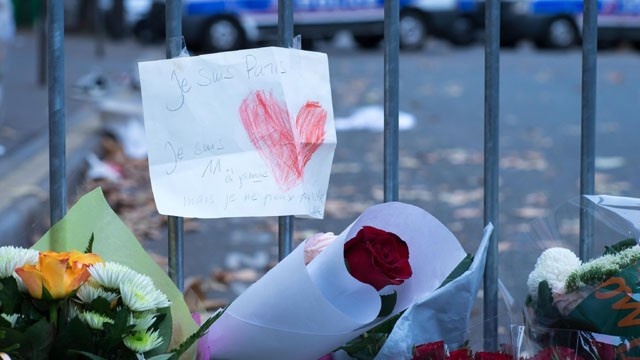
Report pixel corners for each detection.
[344,226,412,291]
[413,341,446,360]
[449,348,474,360]
[474,352,511,360]
[591,340,615,360]
[529,346,585,360]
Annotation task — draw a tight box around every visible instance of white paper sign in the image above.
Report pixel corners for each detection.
[138,47,336,219]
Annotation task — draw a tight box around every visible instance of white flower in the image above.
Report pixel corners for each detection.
[89,262,148,290]
[120,275,170,312]
[78,311,115,330]
[123,329,163,353]
[129,312,157,332]
[76,281,119,304]
[0,246,39,278]
[527,247,581,298]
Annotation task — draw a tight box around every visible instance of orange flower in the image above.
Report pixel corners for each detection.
[15,250,103,300]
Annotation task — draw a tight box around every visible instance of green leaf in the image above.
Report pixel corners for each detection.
[50,316,94,359]
[532,280,562,327]
[604,238,636,255]
[88,297,114,316]
[85,233,96,254]
[146,306,172,357]
[339,331,388,359]
[0,327,25,356]
[147,354,174,360]
[100,307,133,351]
[23,317,55,360]
[0,277,22,314]
[68,350,108,360]
[377,292,397,318]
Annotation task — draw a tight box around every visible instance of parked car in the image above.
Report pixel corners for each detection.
[174,0,481,53]
[65,0,154,38]
[511,0,640,49]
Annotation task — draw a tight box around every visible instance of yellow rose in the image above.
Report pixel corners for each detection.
[15,250,103,300]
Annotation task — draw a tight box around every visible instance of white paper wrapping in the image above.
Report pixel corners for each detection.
[374,223,493,359]
[206,202,467,359]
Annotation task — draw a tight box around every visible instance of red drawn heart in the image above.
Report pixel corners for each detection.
[239,90,327,191]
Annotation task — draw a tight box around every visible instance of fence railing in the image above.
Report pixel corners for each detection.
[44,0,598,348]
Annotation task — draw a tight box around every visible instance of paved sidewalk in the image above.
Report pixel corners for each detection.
[0,29,163,246]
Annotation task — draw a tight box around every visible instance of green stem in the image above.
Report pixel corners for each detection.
[49,303,58,329]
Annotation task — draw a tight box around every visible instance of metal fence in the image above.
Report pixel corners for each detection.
[45,0,598,349]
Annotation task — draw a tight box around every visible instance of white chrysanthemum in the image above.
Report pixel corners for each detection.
[129,312,157,332]
[89,262,147,290]
[78,311,115,330]
[120,280,171,312]
[76,281,119,304]
[527,247,581,297]
[0,246,39,278]
[68,303,80,319]
[1,313,21,328]
[123,329,163,353]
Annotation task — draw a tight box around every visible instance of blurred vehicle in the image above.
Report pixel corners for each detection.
[65,0,154,38]
[133,0,166,43]
[509,0,640,48]
[174,0,482,53]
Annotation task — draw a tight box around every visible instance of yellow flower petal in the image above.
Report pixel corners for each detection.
[15,264,44,298]
[15,251,102,300]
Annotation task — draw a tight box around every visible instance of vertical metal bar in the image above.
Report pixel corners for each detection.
[278,217,293,260]
[483,0,500,350]
[166,0,184,291]
[278,0,294,260]
[167,217,184,291]
[579,0,598,261]
[278,0,294,48]
[47,0,66,232]
[94,0,105,58]
[384,0,400,203]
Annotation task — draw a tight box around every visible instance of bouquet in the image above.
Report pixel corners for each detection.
[505,195,640,359]
[0,188,211,359]
[205,202,490,359]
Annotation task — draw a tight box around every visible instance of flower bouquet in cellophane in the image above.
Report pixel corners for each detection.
[0,188,209,359]
[204,201,492,360]
[503,195,640,359]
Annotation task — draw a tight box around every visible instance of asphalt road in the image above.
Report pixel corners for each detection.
[2,30,640,346]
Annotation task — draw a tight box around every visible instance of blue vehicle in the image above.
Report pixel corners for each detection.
[511,0,640,48]
[178,0,482,52]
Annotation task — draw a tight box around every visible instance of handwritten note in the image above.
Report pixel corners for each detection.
[138,47,336,219]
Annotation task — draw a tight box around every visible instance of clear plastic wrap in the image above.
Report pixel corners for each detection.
[503,195,640,359]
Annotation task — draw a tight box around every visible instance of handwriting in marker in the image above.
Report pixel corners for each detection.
[239,90,327,191]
